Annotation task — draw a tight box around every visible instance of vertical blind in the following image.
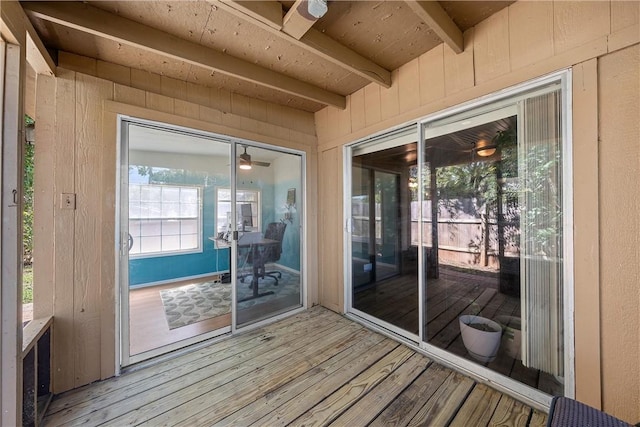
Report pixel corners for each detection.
[519,89,564,376]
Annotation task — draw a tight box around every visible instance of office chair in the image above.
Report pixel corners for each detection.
[241,222,287,286]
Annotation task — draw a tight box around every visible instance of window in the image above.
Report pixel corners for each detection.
[129,183,202,257]
[216,188,260,233]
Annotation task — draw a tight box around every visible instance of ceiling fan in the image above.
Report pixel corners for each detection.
[239,145,270,170]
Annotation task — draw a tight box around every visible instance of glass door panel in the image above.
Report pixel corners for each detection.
[350,129,419,336]
[120,121,233,364]
[421,89,565,396]
[235,145,303,327]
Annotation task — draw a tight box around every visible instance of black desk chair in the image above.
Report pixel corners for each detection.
[241,222,286,286]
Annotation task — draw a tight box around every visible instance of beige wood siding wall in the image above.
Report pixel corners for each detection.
[598,44,640,422]
[33,56,318,393]
[314,1,639,423]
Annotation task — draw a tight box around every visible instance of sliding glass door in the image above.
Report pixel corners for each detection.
[346,73,572,404]
[421,88,567,397]
[349,128,419,337]
[119,119,304,365]
[234,145,303,327]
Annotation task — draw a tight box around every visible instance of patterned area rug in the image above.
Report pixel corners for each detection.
[160,282,231,330]
[159,270,301,330]
[236,270,300,308]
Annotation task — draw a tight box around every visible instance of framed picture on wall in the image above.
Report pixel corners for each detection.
[287,188,296,208]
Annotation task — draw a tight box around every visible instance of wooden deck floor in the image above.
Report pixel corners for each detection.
[354,266,563,397]
[44,307,547,427]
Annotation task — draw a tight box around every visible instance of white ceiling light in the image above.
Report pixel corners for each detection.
[308,0,328,19]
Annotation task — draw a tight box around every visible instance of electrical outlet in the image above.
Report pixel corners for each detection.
[61,193,76,210]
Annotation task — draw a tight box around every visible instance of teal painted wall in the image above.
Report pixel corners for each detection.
[272,154,302,271]
[128,148,297,286]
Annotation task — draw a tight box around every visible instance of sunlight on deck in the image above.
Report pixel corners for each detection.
[43,307,547,426]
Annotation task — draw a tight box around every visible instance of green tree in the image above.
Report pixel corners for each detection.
[23,115,35,265]
[23,115,35,304]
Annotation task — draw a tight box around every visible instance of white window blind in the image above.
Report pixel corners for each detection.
[519,89,564,376]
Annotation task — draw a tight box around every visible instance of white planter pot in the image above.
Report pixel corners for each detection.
[459,315,503,363]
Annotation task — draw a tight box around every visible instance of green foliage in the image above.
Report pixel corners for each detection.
[23,115,35,303]
[23,266,33,304]
[519,143,563,256]
[23,115,35,265]
[436,161,497,206]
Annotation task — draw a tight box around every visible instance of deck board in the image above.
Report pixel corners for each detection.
[406,370,475,427]
[47,310,333,425]
[369,362,450,426]
[488,394,532,426]
[156,327,373,426]
[329,354,428,426]
[289,345,416,426]
[46,308,327,415]
[248,339,401,427]
[449,383,503,426]
[106,318,361,426]
[217,335,393,426]
[43,306,547,427]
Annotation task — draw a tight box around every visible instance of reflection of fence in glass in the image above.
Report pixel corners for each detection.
[409,198,520,269]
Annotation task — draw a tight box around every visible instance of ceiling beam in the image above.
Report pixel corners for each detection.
[23,1,346,109]
[405,1,464,54]
[282,0,318,40]
[217,0,391,88]
[220,1,283,30]
[1,0,56,75]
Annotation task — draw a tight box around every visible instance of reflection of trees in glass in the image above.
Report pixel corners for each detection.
[415,125,521,261]
[437,161,496,214]
[519,142,562,257]
[133,166,209,185]
[494,128,520,258]
[436,161,500,261]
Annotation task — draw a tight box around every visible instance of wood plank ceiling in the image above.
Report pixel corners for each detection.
[22,0,512,112]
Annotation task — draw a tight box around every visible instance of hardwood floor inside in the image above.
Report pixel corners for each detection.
[129,271,302,355]
[129,277,231,355]
[354,265,563,397]
[44,306,547,427]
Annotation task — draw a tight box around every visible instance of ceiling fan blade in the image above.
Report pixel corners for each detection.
[252,160,271,167]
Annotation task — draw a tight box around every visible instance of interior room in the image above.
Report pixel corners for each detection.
[124,123,303,356]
